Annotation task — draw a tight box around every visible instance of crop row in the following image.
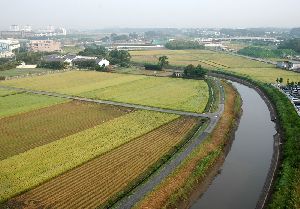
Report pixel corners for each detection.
[5,116,198,209]
[0,110,178,203]
[0,101,131,160]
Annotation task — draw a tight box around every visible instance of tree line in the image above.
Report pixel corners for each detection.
[165,40,204,50]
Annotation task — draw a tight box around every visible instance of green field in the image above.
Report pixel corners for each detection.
[0,68,54,77]
[0,93,68,118]
[1,71,209,113]
[0,89,19,97]
[0,110,178,202]
[130,50,300,83]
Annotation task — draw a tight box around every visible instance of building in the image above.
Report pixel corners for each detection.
[0,31,34,39]
[42,54,110,67]
[10,25,20,31]
[30,40,61,52]
[276,61,289,69]
[288,61,300,71]
[0,39,20,58]
[98,59,110,67]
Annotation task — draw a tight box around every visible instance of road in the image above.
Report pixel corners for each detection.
[113,78,225,209]
[0,85,211,119]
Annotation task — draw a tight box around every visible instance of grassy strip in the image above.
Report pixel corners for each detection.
[99,117,206,209]
[0,89,21,97]
[204,78,220,113]
[0,93,68,118]
[134,81,242,209]
[211,70,300,209]
[0,110,178,203]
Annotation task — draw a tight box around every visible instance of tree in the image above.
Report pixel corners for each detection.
[165,40,204,50]
[279,78,283,83]
[72,60,98,69]
[78,45,108,58]
[37,61,67,70]
[158,56,169,69]
[279,38,300,53]
[183,64,207,78]
[108,49,131,67]
[276,78,279,83]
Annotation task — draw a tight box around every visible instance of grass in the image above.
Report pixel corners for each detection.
[0,93,68,118]
[130,49,300,83]
[0,101,131,160]
[0,89,19,97]
[0,110,178,203]
[1,71,209,113]
[0,68,54,77]
[4,117,199,209]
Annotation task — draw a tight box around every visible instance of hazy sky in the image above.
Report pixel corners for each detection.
[1,0,299,29]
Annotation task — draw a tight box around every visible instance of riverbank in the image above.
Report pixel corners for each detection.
[133,81,242,209]
[209,71,300,209]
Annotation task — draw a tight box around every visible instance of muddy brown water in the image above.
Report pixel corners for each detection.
[189,82,276,209]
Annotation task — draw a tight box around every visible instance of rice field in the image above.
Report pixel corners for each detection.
[82,76,208,113]
[130,50,272,69]
[0,101,131,160]
[4,116,199,209]
[0,92,68,118]
[0,110,178,203]
[1,71,209,113]
[130,50,300,83]
[225,68,300,83]
[1,71,144,95]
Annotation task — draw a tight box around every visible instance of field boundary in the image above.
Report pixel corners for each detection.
[0,85,211,118]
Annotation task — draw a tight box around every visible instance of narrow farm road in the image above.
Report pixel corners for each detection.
[0,85,211,118]
[112,79,225,209]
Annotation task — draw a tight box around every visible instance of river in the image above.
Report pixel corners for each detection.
[189,81,277,209]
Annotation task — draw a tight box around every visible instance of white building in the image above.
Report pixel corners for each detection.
[98,59,110,67]
[10,25,20,31]
[0,39,20,58]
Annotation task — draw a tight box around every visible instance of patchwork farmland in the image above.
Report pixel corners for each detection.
[5,117,200,209]
[0,71,209,208]
[130,50,300,83]
[1,71,209,113]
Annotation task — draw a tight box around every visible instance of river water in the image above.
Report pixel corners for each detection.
[190,82,276,209]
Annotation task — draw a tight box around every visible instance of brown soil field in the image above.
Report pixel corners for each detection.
[0,101,132,160]
[4,116,199,209]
